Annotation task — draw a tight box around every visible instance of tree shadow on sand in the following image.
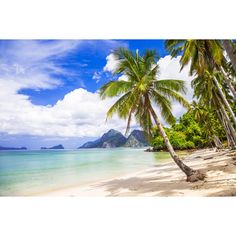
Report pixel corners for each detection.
[92,156,236,197]
[92,174,193,197]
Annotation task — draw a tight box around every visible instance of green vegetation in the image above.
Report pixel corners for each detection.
[166,40,236,150]
[151,107,225,150]
[99,40,236,182]
[99,48,203,181]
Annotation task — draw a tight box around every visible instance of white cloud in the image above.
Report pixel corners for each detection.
[0,48,194,139]
[0,87,130,137]
[103,53,118,72]
[92,71,102,83]
[0,40,82,90]
[158,55,194,101]
[118,75,128,81]
[0,41,136,139]
[5,40,81,63]
[157,55,194,121]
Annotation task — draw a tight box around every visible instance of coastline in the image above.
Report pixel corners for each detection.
[37,148,236,197]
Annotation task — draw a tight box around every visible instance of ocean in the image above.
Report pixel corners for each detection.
[0,148,171,196]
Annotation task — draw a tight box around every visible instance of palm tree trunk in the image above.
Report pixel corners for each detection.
[217,102,236,148]
[217,111,232,148]
[213,76,236,127]
[226,122,236,148]
[216,109,235,148]
[213,135,222,149]
[219,66,236,100]
[149,107,205,182]
[220,105,236,145]
[222,40,236,72]
[221,112,236,148]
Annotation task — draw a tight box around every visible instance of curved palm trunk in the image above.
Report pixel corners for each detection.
[222,40,236,72]
[216,105,236,149]
[221,111,236,149]
[149,107,205,182]
[222,116,235,148]
[213,76,236,127]
[213,135,223,149]
[220,105,236,145]
[219,66,236,100]
[216,110,232,148]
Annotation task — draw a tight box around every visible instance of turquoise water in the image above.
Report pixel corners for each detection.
[0,148,171,196]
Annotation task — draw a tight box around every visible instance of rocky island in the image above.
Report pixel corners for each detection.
[0,146,27,150]
[41,144,64,150]
[79,129,148,148]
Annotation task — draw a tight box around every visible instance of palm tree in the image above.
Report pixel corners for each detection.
[100,48,205,182]
[190,101,223,149]
[165,40,236,99]
[165,40,236,127]
[192,70,236,148]
[222,40,236,72]
[190,100,206,122]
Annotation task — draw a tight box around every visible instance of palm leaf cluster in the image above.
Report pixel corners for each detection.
[100,48,189,137]
[166,39,236,149]
[100,47,205,181]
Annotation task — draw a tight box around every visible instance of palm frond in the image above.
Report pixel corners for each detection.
[156,86,190,109]
[151,91,176,124]
[165,40,186,57]
[105,92,132,119]
[154,79,187,93]
[99,80,133,99]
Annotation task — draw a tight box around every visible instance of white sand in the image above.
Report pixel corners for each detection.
[38,149,236,197]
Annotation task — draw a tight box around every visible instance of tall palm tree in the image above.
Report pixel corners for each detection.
[100,48,205,182]
[192,70,236,148]
[165,40,236,127]
[222,40,236,72]
[165,40,236,99]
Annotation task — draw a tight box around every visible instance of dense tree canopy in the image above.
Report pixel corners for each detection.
[151,106,226,150]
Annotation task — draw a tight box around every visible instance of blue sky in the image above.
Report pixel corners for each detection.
[18,40,166,106]
[0,40,193,149]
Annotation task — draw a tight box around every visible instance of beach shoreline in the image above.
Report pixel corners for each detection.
[35,158,175,197]
[37,148,236,197]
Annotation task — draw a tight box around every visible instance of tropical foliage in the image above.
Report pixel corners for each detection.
[151,104,225,150]
[99,39,236,182]
[100,48,189,136]
[165,40,236,149]
[100,48,205,181]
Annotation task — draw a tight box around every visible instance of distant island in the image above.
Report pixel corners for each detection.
[41,144,64,150]
[0,146,27,150]
[79,129,148,148]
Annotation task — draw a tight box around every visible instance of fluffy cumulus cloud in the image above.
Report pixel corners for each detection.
[0,87,129,137]
[103,53,118,73]
[0,41,132,138]
[0,45,194,139]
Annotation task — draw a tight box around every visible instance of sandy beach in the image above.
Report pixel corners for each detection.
[38,149,236,197]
